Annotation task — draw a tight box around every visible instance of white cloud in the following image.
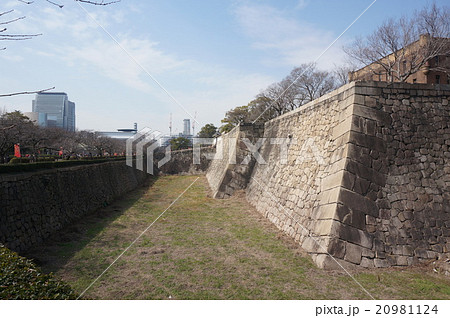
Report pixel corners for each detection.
[61,37,188,93]
[233,3,345,69]
[0,54,24,62]
[295,0,310,10]
[1,2,277,132]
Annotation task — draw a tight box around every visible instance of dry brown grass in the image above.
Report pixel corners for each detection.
[24,176,450,300]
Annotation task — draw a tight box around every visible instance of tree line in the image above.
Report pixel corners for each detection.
[0,110,125,163]
[218,3,449,133]
[219,62,348,133]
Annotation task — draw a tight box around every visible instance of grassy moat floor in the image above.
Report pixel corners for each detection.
[25,175,450,299]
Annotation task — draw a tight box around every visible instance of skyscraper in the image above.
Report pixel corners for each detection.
[183,119,191,136]
[32,92,76,132]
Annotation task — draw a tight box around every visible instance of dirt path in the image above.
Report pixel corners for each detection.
[25,176,450,299]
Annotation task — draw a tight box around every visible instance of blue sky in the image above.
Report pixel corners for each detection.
[0,0,446,134]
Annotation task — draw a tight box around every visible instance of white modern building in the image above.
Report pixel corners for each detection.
[97,123,138,140]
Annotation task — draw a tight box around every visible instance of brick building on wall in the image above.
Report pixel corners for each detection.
[349,34,450,84]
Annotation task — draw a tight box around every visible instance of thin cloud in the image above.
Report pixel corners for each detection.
[62,37,188,93]
[234,3,345,68]
[295,0,310,10]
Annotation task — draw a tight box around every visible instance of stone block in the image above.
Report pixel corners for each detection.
[315,254,346,270]
[317,187,341,205]
[332,116,352,139]
[327,238,346,259]
[338,187,379,218]
[338,223,373,249]
[344,159,386,187]
[353,177,371,195]
[374,258,389,268]
[352,104,392,124]
[344,242,363,264]
[314,203,338,220]
[360,257,374,268]
[314,219,339,236]
[349,131,386,153]
[320,170,345,192]
[301,236,322,252]
[354,86,382,96]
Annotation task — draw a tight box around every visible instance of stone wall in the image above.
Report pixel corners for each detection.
[246,83,360,268]
[157,147,215,175]
[208,81,450,269]
[206,123,264,198]
[0,160,148,253]
[353,81,450,268]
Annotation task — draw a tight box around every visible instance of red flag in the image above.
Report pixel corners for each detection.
[14,144,21,158]
[59,149,63,156]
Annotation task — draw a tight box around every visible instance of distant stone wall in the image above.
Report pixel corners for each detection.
[0,161,148,253]
[207,81,450,269]
[206,123,264,198]
[157,147,215,175]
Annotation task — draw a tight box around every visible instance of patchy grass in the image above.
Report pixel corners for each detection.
[25,176,450,300]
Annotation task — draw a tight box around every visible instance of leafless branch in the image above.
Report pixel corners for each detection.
[0,9,41,44]
[0,124,15,131]
[0,10,15,18]
[0,15,26,25]
[0,87,55,97]
[45,0,64,8]
[75,0,121,5]
[345,3,449,82]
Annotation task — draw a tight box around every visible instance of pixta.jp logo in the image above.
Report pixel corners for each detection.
[126,128,170,175]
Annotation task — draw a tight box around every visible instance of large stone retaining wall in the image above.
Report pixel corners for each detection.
[246,83,361,269]
[208,81,450,269]
[0,161,148,252]
[354,82,450,268]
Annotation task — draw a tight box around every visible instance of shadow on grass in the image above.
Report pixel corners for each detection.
[22,176,158,275]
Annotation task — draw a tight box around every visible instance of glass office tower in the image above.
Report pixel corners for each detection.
[32,92,75,132]
[183,119,191,136]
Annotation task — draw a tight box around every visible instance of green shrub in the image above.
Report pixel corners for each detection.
[8,157,31,164]
[0,157,127,174]
[36,156,56,162]
[0,244,76,300]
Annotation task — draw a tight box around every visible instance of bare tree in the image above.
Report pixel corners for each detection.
[247,96,275,123]
[289,63,335,103]
[333,63,356,87]
[227,63,336,126]
[345,3,450,82]
[258,81,295,117]
[0,110,35,162]
[0,9,41,50]
[1,0,120,96]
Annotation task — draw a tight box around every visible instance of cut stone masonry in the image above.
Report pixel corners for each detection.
[206,81,450,268]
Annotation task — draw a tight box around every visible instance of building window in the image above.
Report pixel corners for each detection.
[413,78,417,83]
[436,75,440,84]
[435,56,439,65]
